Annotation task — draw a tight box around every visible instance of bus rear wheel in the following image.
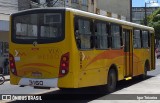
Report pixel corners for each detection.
[141,62,149,79]
[106,69,117,93]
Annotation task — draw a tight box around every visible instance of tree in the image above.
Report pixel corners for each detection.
[148,8,160,39]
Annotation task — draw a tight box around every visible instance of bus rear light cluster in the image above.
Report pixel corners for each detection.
[9,53,17,75]
[59,52,69,77]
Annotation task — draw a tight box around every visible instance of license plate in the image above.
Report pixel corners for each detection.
[29,80,43,86]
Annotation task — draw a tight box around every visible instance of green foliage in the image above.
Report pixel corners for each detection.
[148,8,160,39]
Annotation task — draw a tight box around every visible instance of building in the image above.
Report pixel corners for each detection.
[18,0,30,11]
[30,0,128,20]
[30,0,96,13]
[96,0,131,21]
[0,0,18,71]
[132,7,159,24]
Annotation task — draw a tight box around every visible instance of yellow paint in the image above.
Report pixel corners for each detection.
[125,77,132,80]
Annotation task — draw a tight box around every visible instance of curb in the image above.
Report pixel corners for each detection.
[4,75,10,82]
[5,79,10,81]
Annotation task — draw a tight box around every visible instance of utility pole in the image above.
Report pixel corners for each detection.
[144,2,147,25]
[130,0,132,22]
[64,0,65,7]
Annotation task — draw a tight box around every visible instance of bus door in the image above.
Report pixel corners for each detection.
[123,29,133,77]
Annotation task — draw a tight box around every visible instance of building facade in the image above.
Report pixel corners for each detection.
[0,0,18,71]
[30,0,96,13]
[96,0,131,21]
[30,0,128,20]
[132,7,159,24]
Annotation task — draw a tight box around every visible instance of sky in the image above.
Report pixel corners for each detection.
[132,0,160,7]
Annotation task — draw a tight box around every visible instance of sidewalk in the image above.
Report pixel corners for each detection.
[4,75,10,81]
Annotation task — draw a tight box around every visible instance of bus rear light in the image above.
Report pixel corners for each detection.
[11,63,14,67]
[9,53,17,76]
[62,63,66,67]
[59,52,69,77]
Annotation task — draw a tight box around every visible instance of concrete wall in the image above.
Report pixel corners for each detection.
[18,0,31,10]
[0,0,18,70]
[97,0,131,21]
[0,31,9,68]
[0,0,18,14]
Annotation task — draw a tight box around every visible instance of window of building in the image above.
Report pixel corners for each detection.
[71,0,79,3]
[111,24,121,49]
[81,0,88,5]
[0,42,8,57]
[91,0,94,4]
[142,31,149,48]
[134,30,141,48]
[31,0,40,3]
[74,18,93,49]
[95,22,109,49]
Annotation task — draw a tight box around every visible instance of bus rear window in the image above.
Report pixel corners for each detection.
[12,11,65,44]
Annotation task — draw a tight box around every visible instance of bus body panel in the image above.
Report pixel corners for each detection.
[57,11,76,88]
[77,49,125,88]
[133,49,150,76]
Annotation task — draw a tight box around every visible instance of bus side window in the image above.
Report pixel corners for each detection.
[74,18,81,48]
[95,21,109,49]
[148,32,150,47]
[74,18,93,49]
[133,30,141,48]
[142,30,149,48]
[111,24,121,49]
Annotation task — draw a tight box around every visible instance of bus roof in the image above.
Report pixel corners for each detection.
[11,7,154,32]
[65,8,154,32]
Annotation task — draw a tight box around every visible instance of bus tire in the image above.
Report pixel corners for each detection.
[141,62,149,79]
[106,69,117,93]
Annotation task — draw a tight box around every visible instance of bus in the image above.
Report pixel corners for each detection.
[9,8,155,92]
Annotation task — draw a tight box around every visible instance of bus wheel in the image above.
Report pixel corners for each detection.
[106,69,117,93]
[141,62,149,79]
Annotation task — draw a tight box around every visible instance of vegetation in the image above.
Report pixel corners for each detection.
[148,8,160,39]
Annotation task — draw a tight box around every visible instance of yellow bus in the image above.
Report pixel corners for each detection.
[9,8,155,92]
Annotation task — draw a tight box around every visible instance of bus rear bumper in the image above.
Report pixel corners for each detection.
[18,78,58,88]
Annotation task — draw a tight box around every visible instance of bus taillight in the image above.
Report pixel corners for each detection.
[59,52,69,77]
[9,53,17,75]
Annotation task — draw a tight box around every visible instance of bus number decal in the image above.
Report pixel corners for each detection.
[29,80,43,86]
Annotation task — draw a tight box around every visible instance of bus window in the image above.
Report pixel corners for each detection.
[133,30,141,48]
[75,18,93,49]
[95,22,109,49]
[142,31,149,48]
[12,12,64,44]
[111,24,121,49]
